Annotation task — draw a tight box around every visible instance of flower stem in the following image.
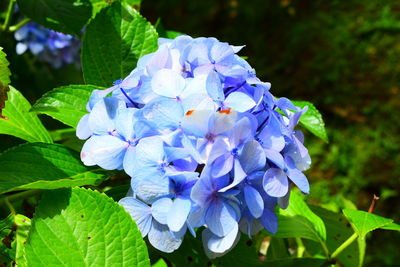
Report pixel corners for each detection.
[2,0,16,31]
[295,237,306,257]
[330,232,358,259]
[9,18,30,32]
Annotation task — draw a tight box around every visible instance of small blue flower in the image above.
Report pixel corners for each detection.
[14,22,80,68]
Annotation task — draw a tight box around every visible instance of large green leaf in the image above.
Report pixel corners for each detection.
[0,87,52,143]
[0,143,106,194]
[16,0,92,35]
[343,209,393,238]
[82,1,158,86]
[309,206,365,267]
[25,188,150,266]
[272,192,327,244]
[292,100,328,142]
[0,47,11,119]
[32,85,99,128]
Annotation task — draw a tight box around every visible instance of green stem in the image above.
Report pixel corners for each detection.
[9,18,31,32]
[2,0,16,31]
[318,237,330,258]
[5,198,16,214]
[295,237,306,258]
[0,190,42,206]
[330,232,359,259]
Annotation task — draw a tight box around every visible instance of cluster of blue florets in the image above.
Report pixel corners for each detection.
[76,36,311,258]
[14,22,80,68]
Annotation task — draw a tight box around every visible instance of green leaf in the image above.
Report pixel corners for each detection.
[82,1,158,86]
[343,209,393,238]
[309,206,365,267]
[0,214,31,266]
[89,0,142,18]
[0,214,14,264]
[32,85,99,128]
[265,237,290,260]
[152,258,167,267]
[0,47,11,119]
[25,187,150,266]
[16,0,92,35]
[0,87,53,143]
[0,142,106,194]
[292,100,328,142]
[380,222,400,231]
[0,47,11,86]
[14,214,31,267]
[273,192,327,243]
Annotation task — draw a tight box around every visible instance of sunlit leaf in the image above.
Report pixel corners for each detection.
[32,85,99,128]
[343,209,393,238]
[25,188,150,266]
[82,1,158,86]
[292,100,328,142]
[0,87,52,143]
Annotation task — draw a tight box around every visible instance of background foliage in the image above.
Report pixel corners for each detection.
[0,0,399,266]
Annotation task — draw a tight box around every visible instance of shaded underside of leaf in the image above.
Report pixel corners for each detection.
[273,192,327,243]
[16,0,92,35]
[309,205,365,267]
[0,142,106,194]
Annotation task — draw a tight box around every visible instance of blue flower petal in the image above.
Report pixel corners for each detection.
[148,220,183,253]
[119,197,152,237]
[244,185,264,218]
[152,198,173,224]
[81,135,127,170]
[205,200,238,237]
[262,168,289,197]
[224,92,256,112]
[168,197,192,232]
[261,209,278,234]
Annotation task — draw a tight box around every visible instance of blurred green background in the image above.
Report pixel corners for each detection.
[1,0,399,266]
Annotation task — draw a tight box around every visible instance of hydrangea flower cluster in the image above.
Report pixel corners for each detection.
[14,22,81,68]
[77,36,311,258]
